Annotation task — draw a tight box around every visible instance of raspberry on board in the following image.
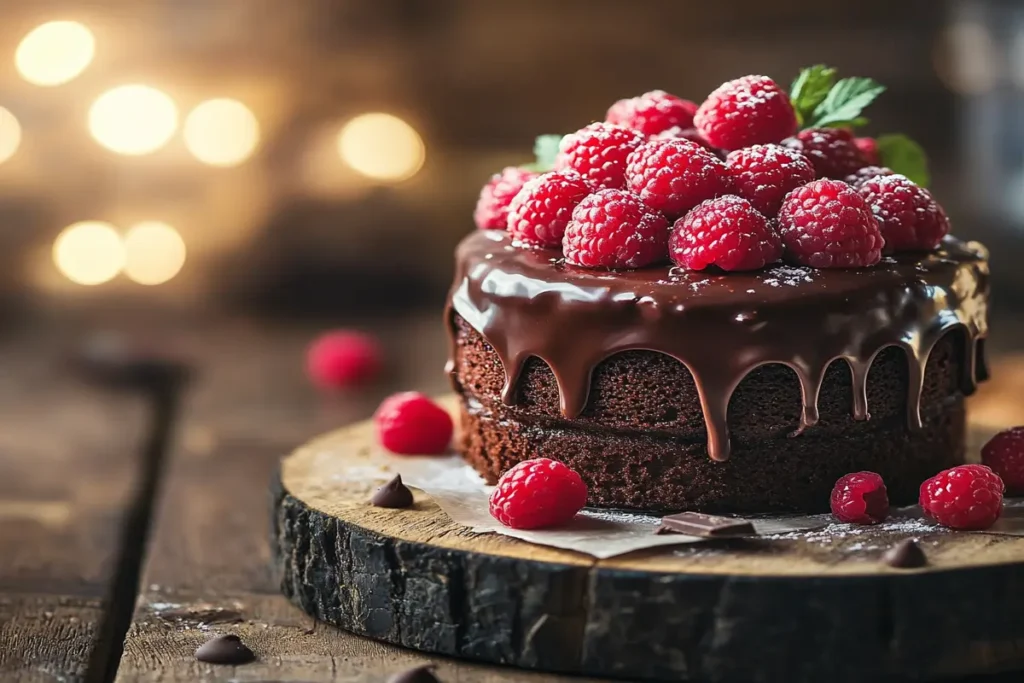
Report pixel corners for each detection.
[473,166,538,230]
[563,189,669,269]
[306,330,382,389]
[625,139,733,218]
[829,471,889,524]
[557,122,646,190]
[606,90,698,136]
[725,144,816,216]
[845,165,895,189]
[857,174,950,252]
[777,179,884,268]
[919,464,1004,530]
[375,392,453,455]
[782,128,867,179]
[669,195,783,272]
[982,426,1024,495]
[694,75,798,151]
[855,136,881,165]
[488,458,588,529]
[506,171,592,248]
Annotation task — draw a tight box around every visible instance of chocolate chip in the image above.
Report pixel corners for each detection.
[387,664,440,683]
[370,474,414,508]
[882,539,927,569]
[194,633,255,664]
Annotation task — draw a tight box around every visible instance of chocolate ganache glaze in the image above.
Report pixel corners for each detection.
[446,230,989,462]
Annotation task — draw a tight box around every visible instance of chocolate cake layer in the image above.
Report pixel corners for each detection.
[446,230,989,512]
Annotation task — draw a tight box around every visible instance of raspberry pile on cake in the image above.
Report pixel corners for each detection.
[455,66,990,513]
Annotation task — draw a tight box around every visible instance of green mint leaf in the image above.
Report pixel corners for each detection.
[789,65,837,127]
[530,134,563,172]
[808,77,885,129]
[877,133,930,187]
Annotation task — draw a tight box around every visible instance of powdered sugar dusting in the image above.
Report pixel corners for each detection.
[760,265,815,287]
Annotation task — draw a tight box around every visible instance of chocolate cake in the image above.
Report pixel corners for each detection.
[445,230,989,513]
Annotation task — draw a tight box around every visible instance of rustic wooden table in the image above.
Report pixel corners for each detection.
[0,313,1021,683]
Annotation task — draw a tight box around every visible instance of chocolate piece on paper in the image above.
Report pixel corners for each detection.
[657,511,755,537]
[881,538,927,569]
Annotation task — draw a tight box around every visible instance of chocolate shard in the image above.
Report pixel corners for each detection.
[370,474,415,509]
[657,511,755,537]
[194,633,255,665]
[882,539,927,569]
[387,663,441,683]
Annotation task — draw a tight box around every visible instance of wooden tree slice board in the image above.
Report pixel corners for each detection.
[271,397,1024,682]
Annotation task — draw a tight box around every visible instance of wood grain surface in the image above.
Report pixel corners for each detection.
[0,326,148,682]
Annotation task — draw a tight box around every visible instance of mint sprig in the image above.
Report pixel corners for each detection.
[789,66,885,130]
[789,65,836,127]
[523,134,563,172]
[877,134,930,187]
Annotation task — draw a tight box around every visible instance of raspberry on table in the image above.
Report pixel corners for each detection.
[919,464,1004,530]
[857,174,950,252]
[563,189,669,269]
[982,426,1024,495]
[488,458,588,529]
[782,128,867,179]
[473,167,538,230]
[844,165,895,189]
[375,392,453,455]
[606,90,698,136]
[694,75,798,151]
[506,171,592,248]
[557,122,646,190]
[625,139,733,218]
[725,144,816,216]
[830,471,889,524]
[855,136,881,165]
[306,330,381,389]
[669,195,783,272]
[777,179,884,268]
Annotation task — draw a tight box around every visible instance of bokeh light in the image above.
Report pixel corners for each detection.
[53,221,124,285]
[934,22,999,95]
[88,85,178,155]
[184,98,260,167]
[337,112,425,181]
[122,221,187,285]
[15,21,95,87]
[0,107,22,164]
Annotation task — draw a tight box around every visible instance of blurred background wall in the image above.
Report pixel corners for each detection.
[0,0,1017,323]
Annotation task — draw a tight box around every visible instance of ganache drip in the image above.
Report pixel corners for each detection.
[445,230,990,462]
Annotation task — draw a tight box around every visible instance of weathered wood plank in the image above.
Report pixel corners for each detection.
[0,326,149,682]
[115,319,584,681]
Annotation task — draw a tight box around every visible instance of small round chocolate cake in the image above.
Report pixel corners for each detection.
[446,230,989,513]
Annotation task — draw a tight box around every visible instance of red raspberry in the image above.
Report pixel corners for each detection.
[919,464,1004,530]
[669,196,782,272]
[777,179,884,268]
[488,458,588,529]
[557,122,646,190]
[306,330,381,389]
[782,128,867,179]
[855,137,881,165]
[625,139,733,218]
[982,427,1024,495]
[375,392,453,455]
[857,174,950,252]
[725,144,816,216]
[506,171,591,248]
[829,471,889,524]
[563,189,669,269]
[844,165,895,189]
[652,126,720,154]
[606,90,698,136]
[694,75,797,151]
[473,167,538,230]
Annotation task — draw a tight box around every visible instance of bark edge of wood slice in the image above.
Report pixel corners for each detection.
[270,399,1024,682]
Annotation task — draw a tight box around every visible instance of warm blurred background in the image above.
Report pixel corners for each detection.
[0,0,1019,338]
